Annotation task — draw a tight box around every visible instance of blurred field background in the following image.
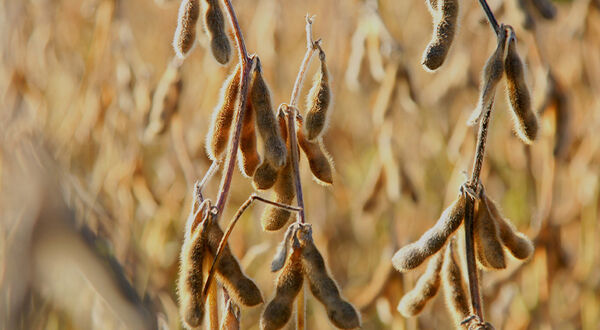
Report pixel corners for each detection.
[1,0,599,329]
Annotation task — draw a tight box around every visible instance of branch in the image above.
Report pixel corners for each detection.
[289,15,320,107]
[286,15,321,224]
[478,0,500,36]
[202,194,301,298]
[463,80,495,324]
[214,0,255,216]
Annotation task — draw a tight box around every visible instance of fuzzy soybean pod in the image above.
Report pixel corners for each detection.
[178,222,206,328]
[252,113,288,190]
[442,242,470,324]
[260,151,295,231]
[303,50,331,141]
[253,162,279,190]
[250,62,287,168]
[297,122,333,185]
[392,194,466,272]
[397,250,444,317]
[505,30,538,144]
[422,0,459,71]
[271,224,297,272]
[474,198,506,269]
[204,219,263,306]
[202,0,231,64]
[260,248,304,330]
[173,0,200,59]
[484,195,534,260]
[298,225,361,329]
[468,28,507,126]
[238,101,261,177]
[206,65,241,161]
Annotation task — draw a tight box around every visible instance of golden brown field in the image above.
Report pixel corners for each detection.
[1,0,599,329]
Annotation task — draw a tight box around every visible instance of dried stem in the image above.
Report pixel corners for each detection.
[286,105,307,224]
[478,0,500,36]
[286,15,320,224]
[461,2,505,322]
[202,194,301,297]
[464,96,495,323]
[289,15,318,107]
[214,0,255,216]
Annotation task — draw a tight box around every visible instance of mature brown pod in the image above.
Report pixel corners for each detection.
[252,112,289,190]
[202,0,231,64]
[531,0,556,19]
[298,225,361,329]
[206,65,241,161]
[253,162,279,190]
[505,29,538,144]
[441,242,470,324]
[204,219,263,306]
[238,101,261,177]
[144,62,183,140]
[422,0,459,71]
[468,27,507,126]
[178,223,206,328]
[304,50,331,141]
[392,194,466,272]
[397,251,444,317]
[261,248,303,330]
[297,122,333,185]
[250,61,287,168]
[271,224,296,272]
[173,0,200,59]
[474,198,506,269]
[260,154,295,231]
[484,195,534,260]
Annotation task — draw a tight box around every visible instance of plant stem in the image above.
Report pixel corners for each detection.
[202,194,301,298]
[464,98,494,323]
[214,0,253,217]
[287,15,319,224]
[478,0,500,36]
[289,15,317,107]
[286,106,306,224]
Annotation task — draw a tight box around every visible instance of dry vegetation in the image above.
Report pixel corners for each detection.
[1,0,600,329]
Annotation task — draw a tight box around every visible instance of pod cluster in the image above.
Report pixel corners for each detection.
[468,26,539,144]
[391,185,533,318]
[178,197,263,329]
[254,49,334,231]
[205,59,288,181]
[261,223,361,330]
[172,0,231,64]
